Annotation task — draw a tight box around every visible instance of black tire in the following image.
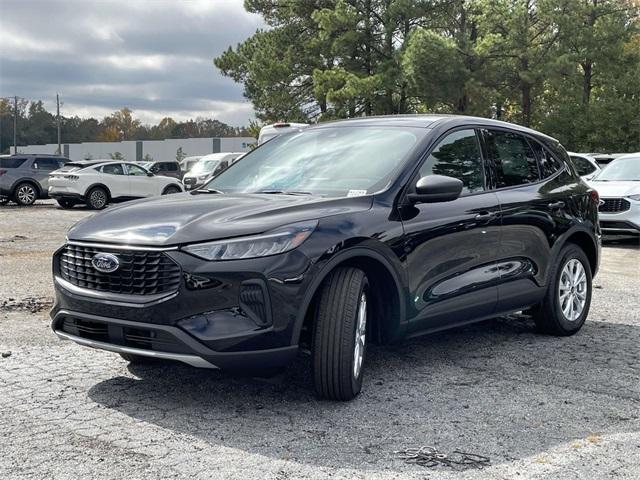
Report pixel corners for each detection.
[57,198,77,209]
[312,267,370,401]
[13,182,38,206]
[162,185,181,195]
[119,353,157,364]
[532,243,592,336]
[86,186,108,209]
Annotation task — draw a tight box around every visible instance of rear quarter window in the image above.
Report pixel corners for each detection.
[530,141,564,178]
[0,157,27,168]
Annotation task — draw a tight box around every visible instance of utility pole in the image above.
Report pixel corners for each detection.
[56,93,61,155]
[13,96,18,155]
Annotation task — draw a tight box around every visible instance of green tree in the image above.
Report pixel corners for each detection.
[176,147,186,162]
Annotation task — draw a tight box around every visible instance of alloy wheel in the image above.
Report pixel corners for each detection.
[558,258,588,321]
[353,292,367,379]
[17,185,36,205]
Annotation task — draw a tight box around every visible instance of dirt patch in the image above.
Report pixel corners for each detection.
[1,296,54,313]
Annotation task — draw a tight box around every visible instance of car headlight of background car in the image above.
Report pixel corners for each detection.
[182,221,317,261]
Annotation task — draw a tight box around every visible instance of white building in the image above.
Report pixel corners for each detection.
[19,137,256,161]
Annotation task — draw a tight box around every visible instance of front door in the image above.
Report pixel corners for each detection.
[400,128,502,335]
[125,163,156,197]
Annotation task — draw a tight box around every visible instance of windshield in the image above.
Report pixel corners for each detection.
[593,158,640,181]
[141,162,153,169]
[207,126,424,197]
[190,159,220,174]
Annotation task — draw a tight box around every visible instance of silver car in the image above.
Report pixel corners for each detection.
[0,155,69,206]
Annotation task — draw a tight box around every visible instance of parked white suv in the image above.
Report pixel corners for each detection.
[48,160,184,209]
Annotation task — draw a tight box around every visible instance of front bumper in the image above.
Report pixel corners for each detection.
[599,201,640,234]
[50,243,312,369]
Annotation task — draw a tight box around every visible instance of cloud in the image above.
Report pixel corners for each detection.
[0,0,263,126]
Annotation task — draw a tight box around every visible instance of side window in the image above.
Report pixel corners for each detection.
[484,130,539,188]
[530,141,564,178]
[570,156,596,176]
[419,129,485,194]
[33,158,60,170]
[101,163,124,175]
[167,163,178,172]
[127,164,147,176]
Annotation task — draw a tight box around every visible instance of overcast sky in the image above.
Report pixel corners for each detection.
[0,0,263,126]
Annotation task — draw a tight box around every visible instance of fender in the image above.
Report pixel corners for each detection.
[545,222,600,285]
[291,245,408,345]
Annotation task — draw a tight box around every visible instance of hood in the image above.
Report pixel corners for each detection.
[589,180,640,198]
[68,192,373,246]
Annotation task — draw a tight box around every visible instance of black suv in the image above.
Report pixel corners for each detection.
[0,154,68,205]
[51,115,600,400]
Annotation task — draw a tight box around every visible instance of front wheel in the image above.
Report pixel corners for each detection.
[57,198,77,209]
[162,185,181,195]
[532,244,592,336]
[312,267,369,401]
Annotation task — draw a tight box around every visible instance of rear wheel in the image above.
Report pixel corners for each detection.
[57,198,77,209]
[162,185,181,195]
[14,182,38,206]
[532,244,592,336]
[312,267,369,401]
[86,186,108,209]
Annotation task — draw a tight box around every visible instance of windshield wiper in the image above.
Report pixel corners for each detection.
[191,188,224,194]
[255,190,313,196]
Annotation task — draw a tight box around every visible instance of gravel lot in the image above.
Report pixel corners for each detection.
[1,200,639,480]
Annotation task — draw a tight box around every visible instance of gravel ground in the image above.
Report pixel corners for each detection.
[1,200,639,480]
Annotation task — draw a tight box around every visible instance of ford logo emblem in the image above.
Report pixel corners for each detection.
[91,252,120,273]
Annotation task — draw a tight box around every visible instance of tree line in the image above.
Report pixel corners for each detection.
[215,0,640,152]
[0,101,250,154]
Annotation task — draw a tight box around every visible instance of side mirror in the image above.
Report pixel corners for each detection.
[407,175,463,204]
[146,172,154,177]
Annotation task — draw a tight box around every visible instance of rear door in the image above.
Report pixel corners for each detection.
[481,128,572,313]
[401,128,501,334]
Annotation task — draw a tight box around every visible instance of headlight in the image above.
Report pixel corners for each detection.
[198,175,208,181]
[182,221,317,261]
[628,194,640,201]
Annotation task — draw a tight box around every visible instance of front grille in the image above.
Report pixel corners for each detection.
[59,244,181,295]
[599,198,630,213]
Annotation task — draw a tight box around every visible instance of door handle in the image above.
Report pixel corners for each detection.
[474,211,497,221]
[548,201,565,209]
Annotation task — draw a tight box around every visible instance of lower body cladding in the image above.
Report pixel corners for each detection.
[50,244,312,370]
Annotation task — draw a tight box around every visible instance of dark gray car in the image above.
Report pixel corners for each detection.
[141,161,184,180]
[0,155,69,206]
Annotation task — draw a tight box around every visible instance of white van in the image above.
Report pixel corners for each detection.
[180,155,203,173]
[181,152,244,190]
[258,122,309,145]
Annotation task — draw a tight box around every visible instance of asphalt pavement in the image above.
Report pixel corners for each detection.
[1,200,639,479]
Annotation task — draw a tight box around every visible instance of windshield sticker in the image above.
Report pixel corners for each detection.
[347,189,368,197]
